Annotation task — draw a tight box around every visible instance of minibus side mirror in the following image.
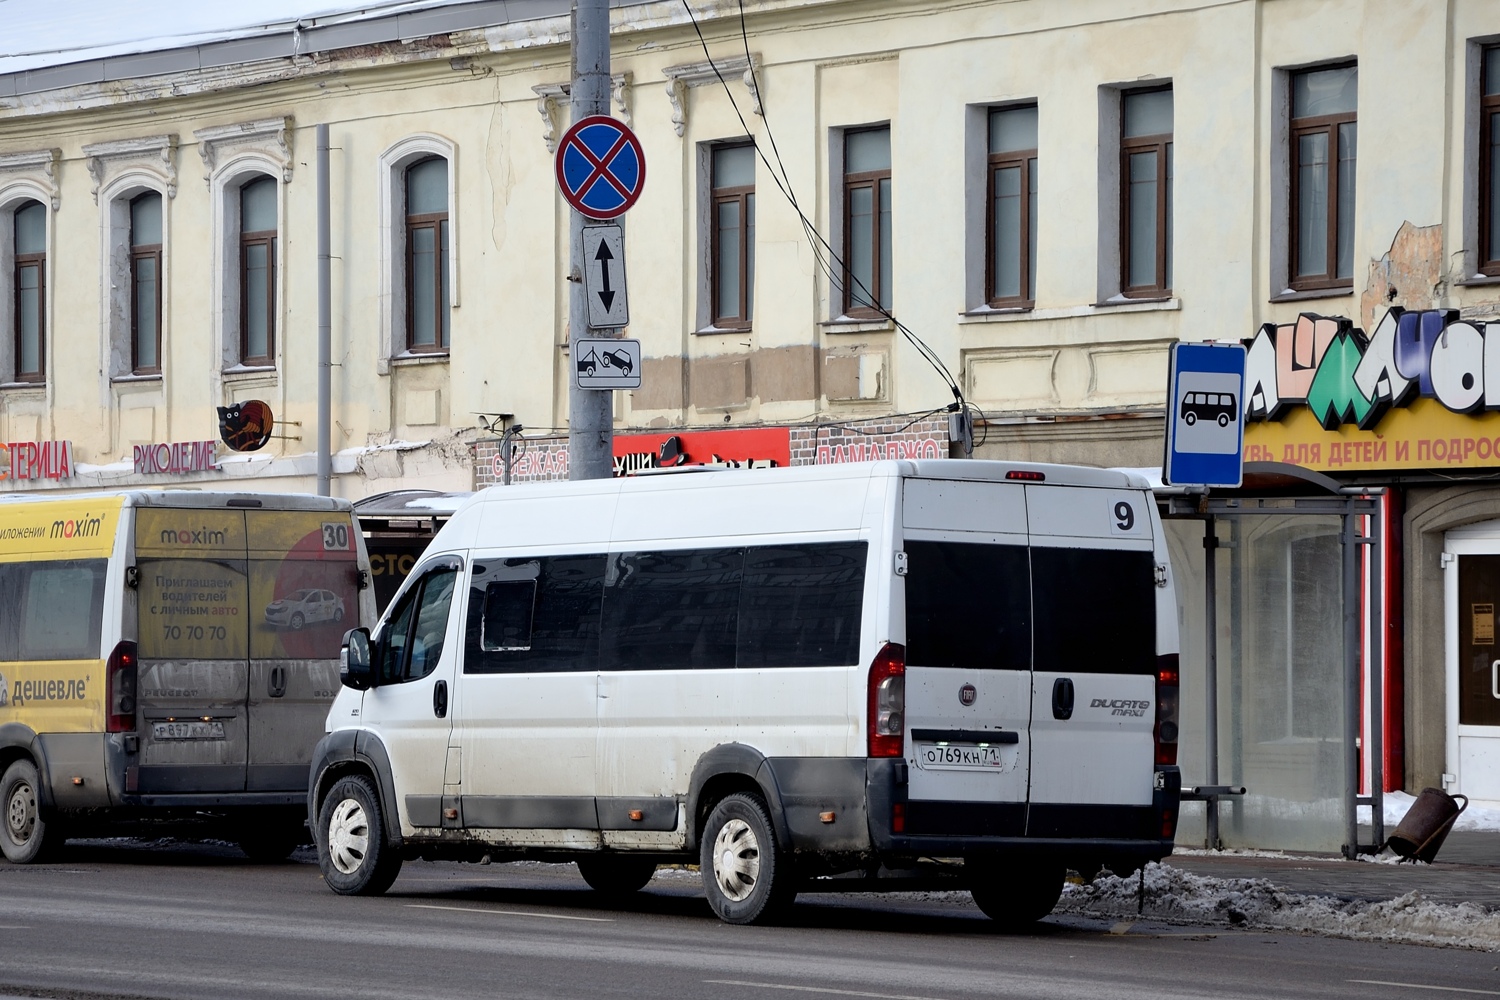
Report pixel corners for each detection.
[341,628,375,690]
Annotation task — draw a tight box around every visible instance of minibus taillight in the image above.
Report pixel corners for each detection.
[1004,470,1046,482]
[1155,653,1179,766]
[106,640,138,734]
[867,642,906,758]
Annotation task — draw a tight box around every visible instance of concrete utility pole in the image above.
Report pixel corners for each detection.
[316,122,332,497]
[567,0,615,480]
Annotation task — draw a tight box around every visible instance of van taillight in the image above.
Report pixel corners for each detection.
[106,640,138,734]
[1004,470,1045,481]
[1155,653,1179,766]
[867,642,906,758]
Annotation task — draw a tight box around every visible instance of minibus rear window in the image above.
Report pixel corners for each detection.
[464,554,605,673]
[738,542,866,668]
[0,559,107,661]
[904,541,1030,670]
[1031,547,1155,674]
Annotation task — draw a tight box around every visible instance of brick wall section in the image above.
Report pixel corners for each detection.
[472,415,953,488]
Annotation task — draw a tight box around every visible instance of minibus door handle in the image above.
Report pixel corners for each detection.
[1052,677,1074,721]
[268,666,287,699]
[433,680,448,719]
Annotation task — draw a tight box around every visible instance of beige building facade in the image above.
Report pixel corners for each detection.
[7,0,1500,817]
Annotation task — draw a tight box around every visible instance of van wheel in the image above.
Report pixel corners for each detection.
[968,859,1065,930]
[238,819,305,863]
[1,760,59,864]
[317,775,401,895]
[576,856,658,895]
[699,792,794,925]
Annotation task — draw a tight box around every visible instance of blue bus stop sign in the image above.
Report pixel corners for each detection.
[554,115,646,220]
[1164,342,1247,488]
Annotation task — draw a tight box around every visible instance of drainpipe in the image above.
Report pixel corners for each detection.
[316,123,331,496]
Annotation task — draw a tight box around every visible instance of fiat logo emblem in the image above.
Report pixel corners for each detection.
[959,684,977,706]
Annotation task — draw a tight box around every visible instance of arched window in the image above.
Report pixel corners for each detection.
[239,176,277,366]
[405,157,449,352]
[130,192,163,375]
[12,199,45,382]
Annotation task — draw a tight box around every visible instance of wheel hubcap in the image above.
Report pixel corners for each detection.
[327,797,370,875]
[6,779,36,844]
[711,817,760,902]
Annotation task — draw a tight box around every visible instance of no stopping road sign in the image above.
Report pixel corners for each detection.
[554,115,646,220]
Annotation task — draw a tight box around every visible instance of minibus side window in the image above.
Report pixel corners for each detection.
[376,566,456,684]
[738,542,866,668]
[1031,547,1155,674]
[464,554,605,673]
[18,560,106,661]
[600,548,743,671]
[904,541,1030,670]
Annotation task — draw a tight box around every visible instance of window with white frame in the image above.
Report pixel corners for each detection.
[377,136,457,364]
[238,176,277,367]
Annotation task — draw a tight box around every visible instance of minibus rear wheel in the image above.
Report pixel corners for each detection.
[576,856,658,896]
[699,792,795,925]
[1,759,60,864]
[316,775,402,895]
[967,858,1065,930]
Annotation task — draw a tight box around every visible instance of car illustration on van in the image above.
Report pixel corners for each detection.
[310,460,1181,927]
[1179,391,1237,427]
[265,588,346,630]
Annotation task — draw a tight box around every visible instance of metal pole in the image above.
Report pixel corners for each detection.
[501,424,523,486]
[567,0,614,481]
[1342,503,1361,858]
[1228,515,1244,832]
[1369,502,1385,846]
[316,123,332,497]
[1204,514,1220,850]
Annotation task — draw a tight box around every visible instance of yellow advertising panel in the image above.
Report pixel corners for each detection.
[0,660,103,733]
[135,510,248,660]
[247,511,359,660]
[0,496,123,561]
[1244,398,1500,473]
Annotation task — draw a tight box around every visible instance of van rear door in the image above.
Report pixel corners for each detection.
[900,478,1031,837]
[246,510,362,793]
[1024,485,1159,839]
[133,508,250,795]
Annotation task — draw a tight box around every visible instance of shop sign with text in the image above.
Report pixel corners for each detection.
[134,440,219,476]
[0,440,73,481]
[1243,308,1500,472]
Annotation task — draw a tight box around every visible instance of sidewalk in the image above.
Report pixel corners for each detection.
[1055,829,1500,950]
[1168,830,1500,910]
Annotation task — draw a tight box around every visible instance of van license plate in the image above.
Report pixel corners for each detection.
[915,742,1007,770]
[152,721,225,741]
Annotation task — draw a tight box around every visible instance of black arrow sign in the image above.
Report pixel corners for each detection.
[594,240,616,313]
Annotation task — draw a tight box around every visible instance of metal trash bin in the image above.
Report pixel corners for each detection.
[1386,787,1469,863]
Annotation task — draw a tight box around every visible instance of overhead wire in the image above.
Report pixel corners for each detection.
[679,0,971,432]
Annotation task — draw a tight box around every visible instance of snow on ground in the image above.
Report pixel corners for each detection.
[1056,862,1500,951]
[1361,790,1500,832]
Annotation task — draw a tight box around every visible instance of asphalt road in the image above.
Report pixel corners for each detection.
[0,841,1497,1000]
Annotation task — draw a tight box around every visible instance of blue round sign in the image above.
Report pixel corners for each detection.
[554,114,647,220]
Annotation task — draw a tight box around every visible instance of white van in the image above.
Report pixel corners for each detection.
[309,460,1181,925]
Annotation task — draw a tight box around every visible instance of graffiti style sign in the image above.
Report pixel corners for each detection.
[1243,308,1500,472]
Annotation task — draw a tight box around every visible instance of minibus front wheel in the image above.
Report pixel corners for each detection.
[316,774,402,895]
[1,759,60,864]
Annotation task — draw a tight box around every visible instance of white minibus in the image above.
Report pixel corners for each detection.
[309,460,1181,925]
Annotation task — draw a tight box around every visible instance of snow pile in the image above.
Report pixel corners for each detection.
[1058,862,1500,951]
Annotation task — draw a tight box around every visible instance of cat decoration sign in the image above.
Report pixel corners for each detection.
[218,400,275,452]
